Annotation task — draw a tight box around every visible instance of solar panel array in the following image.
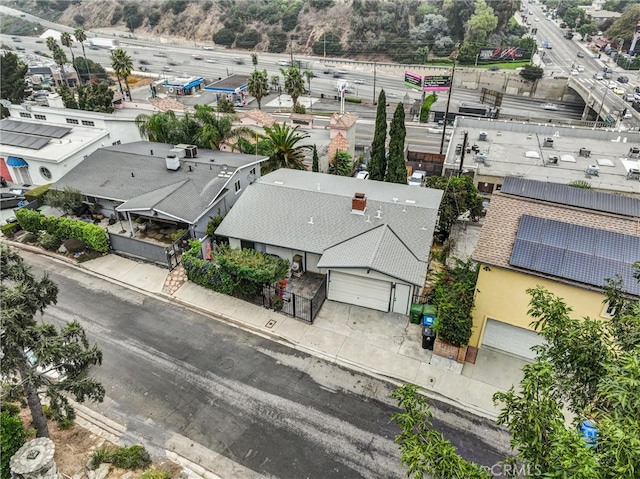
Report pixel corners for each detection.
[1,119,72,151]
[510,215,640,296]
[500,177,640,218]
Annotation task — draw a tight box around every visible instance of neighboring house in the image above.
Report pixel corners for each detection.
[470,177,640,361]
[326,132,351,168]
[215,169,444,315]
[588,10,622,24]
[443,117,640,198]
[328,112,358,160]
[52,141,266,238]
[240,109,277,128]
[0,115,109,186]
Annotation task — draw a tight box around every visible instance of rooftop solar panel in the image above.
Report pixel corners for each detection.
[1,119,71,139]
[510,215,640,296]
[501,177,640,218]
[1,132,51,150]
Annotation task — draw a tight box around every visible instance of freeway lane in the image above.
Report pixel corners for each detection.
[21,251,509,479]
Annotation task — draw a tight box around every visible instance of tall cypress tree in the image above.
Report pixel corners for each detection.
[385,103,407,184]
[312,144,319,172]
[368,89,387,181]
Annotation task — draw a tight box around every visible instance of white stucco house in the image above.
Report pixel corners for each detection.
[215,169,444,314]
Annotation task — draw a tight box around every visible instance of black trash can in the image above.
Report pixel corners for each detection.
[422,316,436,351]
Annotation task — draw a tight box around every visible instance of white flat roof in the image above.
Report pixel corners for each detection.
[446,118,640,195]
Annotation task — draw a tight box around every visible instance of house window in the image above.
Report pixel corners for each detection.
[241,240,255,250]
[34,114,47,120]
[81,120,95,126]
[112,140,121,146]
[601,302,617,318]
[66,118,79,125]
[20,112,32,118]
[234,180,241,192]
[39,167,52,180]
[250,167,256,175]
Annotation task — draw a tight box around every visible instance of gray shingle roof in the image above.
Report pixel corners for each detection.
[317,224,428,285]
[52,142,265,223]
[216,169,443,284]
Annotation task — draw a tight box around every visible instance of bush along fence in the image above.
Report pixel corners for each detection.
[15,209,109,252]
[182,241,289,299]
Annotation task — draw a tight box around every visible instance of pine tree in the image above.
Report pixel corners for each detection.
[312,144,319,172]
[368,90,387,181]
[385,103,407,184]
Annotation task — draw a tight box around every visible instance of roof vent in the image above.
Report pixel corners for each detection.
[166,154,180,171]
[579,148,591,158]
[375,209,382,219]
[170,147,186,158]
[628,147,640,158]
[585,165,599,176]
[475,152,487,163]
[543,138,554,148]
[547,155,559,165]
[352,192,367,215]
[308,217,314,224]
[176,144,198,158]
[479,132,487,141]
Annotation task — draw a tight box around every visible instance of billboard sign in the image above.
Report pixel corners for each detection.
[404,70,422,90]
[422,75,451,91]
[478,46,527,62]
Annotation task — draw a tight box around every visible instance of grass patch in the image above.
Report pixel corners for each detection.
[0,14,46,36]
[89,445,151,470]
[476,61,531,70]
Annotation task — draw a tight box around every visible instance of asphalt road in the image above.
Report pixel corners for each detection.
[20,250,509,479]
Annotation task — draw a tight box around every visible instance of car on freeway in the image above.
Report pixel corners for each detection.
[603,67,613,73]
[355,171,369,180]
[624,111,633,119]
[560,22,567,28]
[612,87,625,96]
[35,39,43,44]
[634,92,640,101]
[202,46,214,50]
[139,59,150,65]
[543,103,559,111]
[607,80,617,89]
[534,17,539,22]
[192,55,204,60]
[168,61,179,66]
[625,94,635,102]
[139,66,147,72]
[233,57,245,64]
[353,79,365,84]
[153,52,167,57]
[336,69,348,74]
[277,60,290,66]
[577,51,584,58]
[571,70,579,76]
[15,46,25,51]
[162,65,172,71]
[387,92,398,98]
[617,76,629,83]
[488,66,500,71]
[577,66,584,72]
[206,58,217,63]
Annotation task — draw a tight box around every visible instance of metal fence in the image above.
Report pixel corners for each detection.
[108,233,174,269]
[262,276,327,324]
[412,293,431,305]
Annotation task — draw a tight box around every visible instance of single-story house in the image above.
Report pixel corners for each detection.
[52,141,267,238]
[215,169,444,315]
[471,177,640,361]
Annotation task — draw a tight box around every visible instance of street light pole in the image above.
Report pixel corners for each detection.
[439,46,459,155]
[592,86,609,130]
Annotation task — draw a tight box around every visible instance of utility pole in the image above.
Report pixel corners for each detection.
[289,37,294,65]
[372,62,377,105]
[323,33,326,58]
[439,46,459,155]
[457,131,468,177]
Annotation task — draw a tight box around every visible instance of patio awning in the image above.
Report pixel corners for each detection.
[6,156,29,168]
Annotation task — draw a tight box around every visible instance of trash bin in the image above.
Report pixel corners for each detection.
[422,305,436,325]
[410,303,423,324]
[579,420,598,448]
[422,315,436,350]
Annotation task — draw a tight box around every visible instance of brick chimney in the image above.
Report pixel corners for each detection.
[351,192,367,215]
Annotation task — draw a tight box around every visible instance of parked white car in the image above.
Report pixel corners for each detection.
[407,170,426,186]
[355,171,369,180]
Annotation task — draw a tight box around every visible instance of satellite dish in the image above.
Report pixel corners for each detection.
[0,99,11,108]
[21,103,32,111]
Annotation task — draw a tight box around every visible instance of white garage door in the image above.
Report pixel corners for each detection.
[482,319,544,361]
[328,271,391,312]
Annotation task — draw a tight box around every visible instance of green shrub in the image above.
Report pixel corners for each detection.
[42,405,53,419]
[0,223,21,238]
[0,403,20,416]
[16,208,44,232]
[58,418,74,430]
[24,184,50,203]
[38,232,61,251]
[90,445,151,471]
[1,411,26,479]
[139,470,171,479]
[170,229,187,242]
[345,97,362,103]
[22,232,38,243]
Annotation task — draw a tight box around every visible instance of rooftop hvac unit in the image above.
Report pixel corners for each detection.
[165,155,180,171]
[479,131,488,141]
[543,138,554,148]
[547,155,559,165]
[176,144,198,158]
[475,152,487,163]
[627,168,640,180]
[629,147,640,158]
[579,148,591,158]
[170,147,186,158]
[585,165,599,176]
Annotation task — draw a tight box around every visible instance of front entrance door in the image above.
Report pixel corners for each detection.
[392,284,411,315]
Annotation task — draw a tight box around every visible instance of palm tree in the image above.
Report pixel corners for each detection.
[52,46,69,87]
[45,36,58,53]
[193,104,253,150]
[280,65,306,108]
[261,123,311,174]
[329,150,353,176]
[251,52,258,70]
[302,69,314,112]
[60,32,75,70]
[247,69,269,110]
[135,110,181,143]
[74,28,90,82]
[110,48,133,101]
[270,75,280,93]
